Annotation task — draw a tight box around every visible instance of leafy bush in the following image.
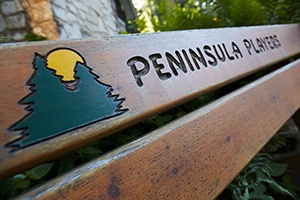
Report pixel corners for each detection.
[134,0,300,33]
[218,124,300,199]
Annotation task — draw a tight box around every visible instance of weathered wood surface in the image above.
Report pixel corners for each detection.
[0,24,300,178]
[18,60,300,199]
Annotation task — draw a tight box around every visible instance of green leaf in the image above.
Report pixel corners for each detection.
[252,183,267,194]
[24,34,46,41]
[26,163,54,180]
[260,162,288,177]
[11,178,30,189]
[58,158,76,174]
[243,187,250,199]
[79,146,102,155]
[13,174,27,179]
[249,183,274,200]
[268,162,288,177]
[0,180,13,195]
[259,178,293,197]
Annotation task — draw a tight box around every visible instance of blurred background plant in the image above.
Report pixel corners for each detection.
[130,0,300,33]
[1,0,300,199]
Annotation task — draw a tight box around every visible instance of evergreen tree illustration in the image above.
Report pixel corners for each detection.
[8,54,127,149]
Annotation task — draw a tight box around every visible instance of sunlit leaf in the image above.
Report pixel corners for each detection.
[26,163,54,180]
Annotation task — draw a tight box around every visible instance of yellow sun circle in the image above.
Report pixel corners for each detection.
[46,48,85,81]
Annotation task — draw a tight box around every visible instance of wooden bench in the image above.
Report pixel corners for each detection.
[1,24,300,199]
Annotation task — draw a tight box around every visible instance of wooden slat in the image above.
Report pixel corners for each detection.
[0,24,300,178]
[18,59,300,199]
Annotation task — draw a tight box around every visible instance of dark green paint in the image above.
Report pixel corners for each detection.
[8,51,127,149]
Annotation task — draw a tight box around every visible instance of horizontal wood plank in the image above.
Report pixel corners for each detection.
[0,24,300,178]
[18,59,300,199]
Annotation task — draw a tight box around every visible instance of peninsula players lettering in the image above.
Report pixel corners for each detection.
[127,34,281,87]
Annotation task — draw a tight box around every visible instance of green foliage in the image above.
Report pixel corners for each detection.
[0,33,46,43]
[26,163,54,181]
[218,122,300,199]
[213,0,266,26]
[24,34,46,41]
[135,0,300,32]
[223,154,293,199]
[145,0,220,31]
[0,163,54,198]
[0,34,6,42]
[258,0,300,24]
[0,144,103,199]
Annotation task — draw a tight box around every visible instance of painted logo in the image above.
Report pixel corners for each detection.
[7,48,128,150]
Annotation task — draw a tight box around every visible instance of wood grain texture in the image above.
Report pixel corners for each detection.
[18,59,300,199]
[0,24,300,178]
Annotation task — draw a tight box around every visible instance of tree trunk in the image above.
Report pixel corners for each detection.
[21,0,59,40]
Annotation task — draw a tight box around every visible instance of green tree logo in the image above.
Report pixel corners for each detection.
[7,48,128,150]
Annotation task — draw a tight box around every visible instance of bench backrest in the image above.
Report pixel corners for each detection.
[1,24,300,199]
